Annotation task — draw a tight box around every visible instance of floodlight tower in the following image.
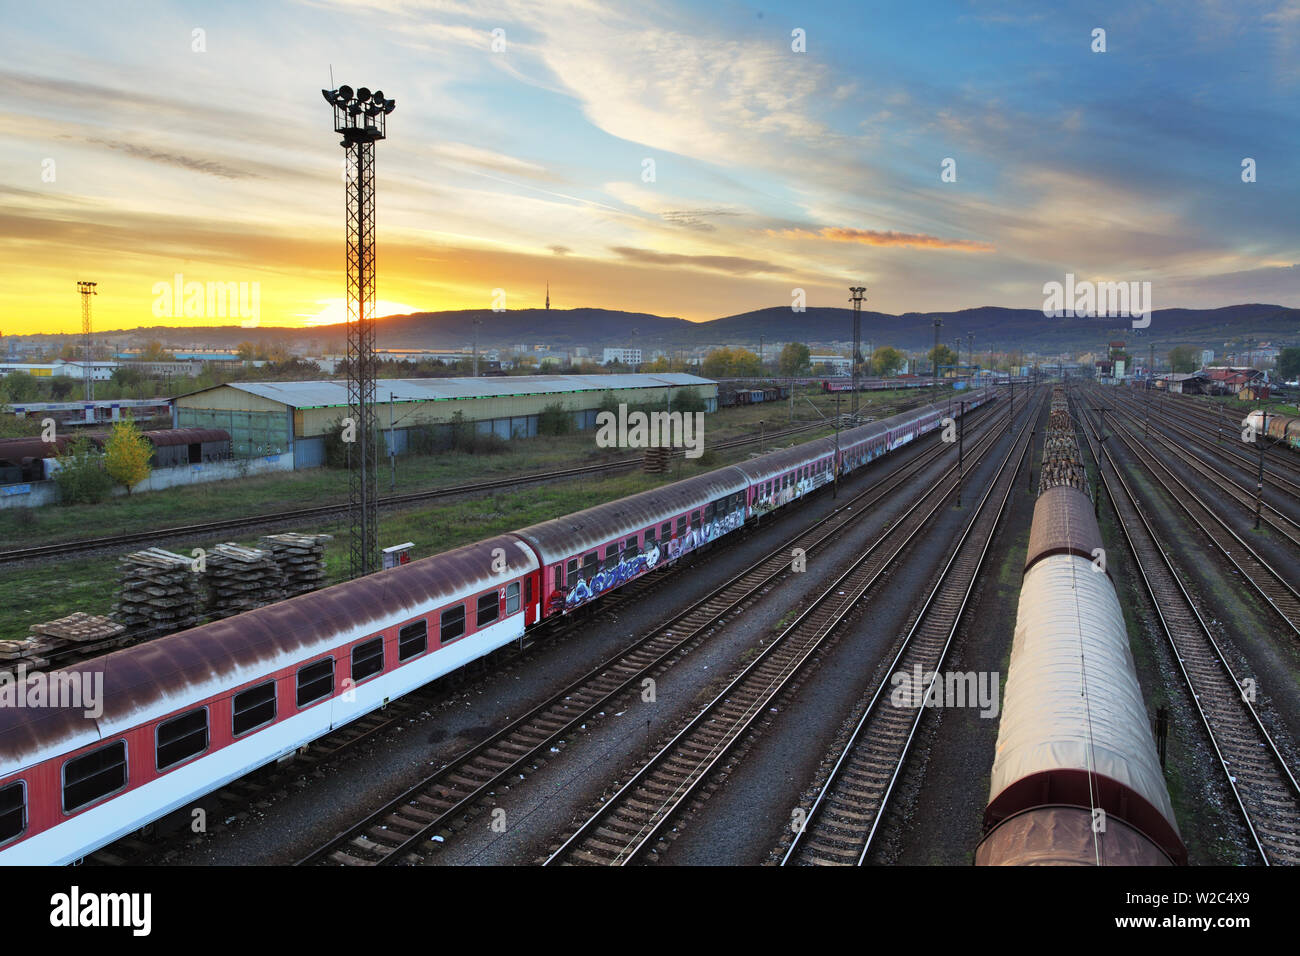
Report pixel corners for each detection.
[932,316,943,395]
[849,286,866,418]
[322,83,396,579]
[77,281,97,402]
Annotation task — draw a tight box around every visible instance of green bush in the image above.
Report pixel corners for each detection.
[537,402,574,436]
[53,437,113,505]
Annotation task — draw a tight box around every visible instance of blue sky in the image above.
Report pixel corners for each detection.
[1,0,1297,333]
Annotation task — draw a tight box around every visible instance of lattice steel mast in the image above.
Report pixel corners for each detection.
[77,281,97,402]
[849,286,866,419]
[322,83,395,578]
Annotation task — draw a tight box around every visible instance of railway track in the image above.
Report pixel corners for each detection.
[0,420,830,565]
[1085,387,1300,640]
[1104,387,1300,513]
[1135,389,1300,485]
[298,400,1007,866]
[1098,390,1300,548]
[779,389,1042,865]
[1077,390,1300,865]
[540,396,1029,866]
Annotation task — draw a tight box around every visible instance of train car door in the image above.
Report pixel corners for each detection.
[524,572,540,625]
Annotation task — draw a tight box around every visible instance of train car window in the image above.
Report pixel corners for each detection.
[441,605,466,643]
[398,620,427,661]
[583,552,598,577]
[644,526,657,545]
[704,502,715,520]
[233,681,277,737]
[0,781,25,844]
[156,708,209,772]
[661,522,672,539]
[554,566,563,591]
[63,741,127,813]
[352,637,385,682]
[566,559,579,588]
[506,582,521,614]
[296,658,335,708]
[477,591,500,627]
[603,548,618,571]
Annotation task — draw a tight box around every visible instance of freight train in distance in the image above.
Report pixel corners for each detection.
[0,391,994,864]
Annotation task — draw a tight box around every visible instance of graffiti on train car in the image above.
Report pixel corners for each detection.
[561,505,748,610]
[751,472,826,518]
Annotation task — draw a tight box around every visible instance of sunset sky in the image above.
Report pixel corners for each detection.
[2,0,1298,336]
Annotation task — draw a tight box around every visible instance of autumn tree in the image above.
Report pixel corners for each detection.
[778,342,811,377]
[1168,345,1199,374]
[871,346,905,377]
[104,418,152,494]
[928,344,958,374]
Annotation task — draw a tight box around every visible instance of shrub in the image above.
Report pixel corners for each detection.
[53,437,113,505]
[537,402,574,436]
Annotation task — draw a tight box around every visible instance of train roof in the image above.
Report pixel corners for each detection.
[0,534,539,776]
[977,806,1175,866]
[729,438,837,482]
[513,468,749,561]
[1024,485,1105,575]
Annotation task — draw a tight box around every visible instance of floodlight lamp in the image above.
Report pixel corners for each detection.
[338,84,354,100]
[383,99,396,114]
[321,89,338,105]
[357,87,371,102]
[372,90,384,103]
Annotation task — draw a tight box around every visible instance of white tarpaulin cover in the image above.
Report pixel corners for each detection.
[988,555,1178,832]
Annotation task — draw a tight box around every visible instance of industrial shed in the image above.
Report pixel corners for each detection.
[172,374,719,469]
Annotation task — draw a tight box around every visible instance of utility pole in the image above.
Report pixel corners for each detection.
[849,286,867,419]
[322,82,395,579]
[956,400,967,508]
[833,390,841,499]
[1256,406,1269,531]
[932,316,943,397]
[472,315,481,377]
[77,281,97,404]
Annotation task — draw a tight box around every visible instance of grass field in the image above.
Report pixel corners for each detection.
[0,383,949,641]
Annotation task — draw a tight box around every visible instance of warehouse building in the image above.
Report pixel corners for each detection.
[172,373,718,468]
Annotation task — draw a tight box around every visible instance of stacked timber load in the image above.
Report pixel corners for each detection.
[643,446,671,474]
[10,612,129,673]
[114,548,203,638]
[261,532,333,596]
[0,634,54,677]
[1038,386,1091,499]
[207,543,285,618]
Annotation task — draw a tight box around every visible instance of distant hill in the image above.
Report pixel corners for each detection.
[85,302,1300,355]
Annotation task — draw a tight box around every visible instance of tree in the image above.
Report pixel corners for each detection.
[928,344,958,374]
[236,341,258,362]
[1,372,41,403]
[53,437,113,505]
[778,342,811,377]
[104,418,152,494]
[871,346,905,377]
[1168,345,1199,374]
[1277,347,1300,381]
[701,348,735,379]
[140,340,176,361]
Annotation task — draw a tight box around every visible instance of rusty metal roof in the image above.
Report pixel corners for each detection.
[0,534,539,776]
[1025,485,1103,574]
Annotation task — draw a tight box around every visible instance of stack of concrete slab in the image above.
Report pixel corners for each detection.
[3,612,128,675]
[114,548,203,638]
[261,533,333,597]
[207,542,286,618]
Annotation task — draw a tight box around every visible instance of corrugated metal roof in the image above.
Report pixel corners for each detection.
[198,374,715,409]
[1025,486,1104,574]
[977,807,1175,866]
